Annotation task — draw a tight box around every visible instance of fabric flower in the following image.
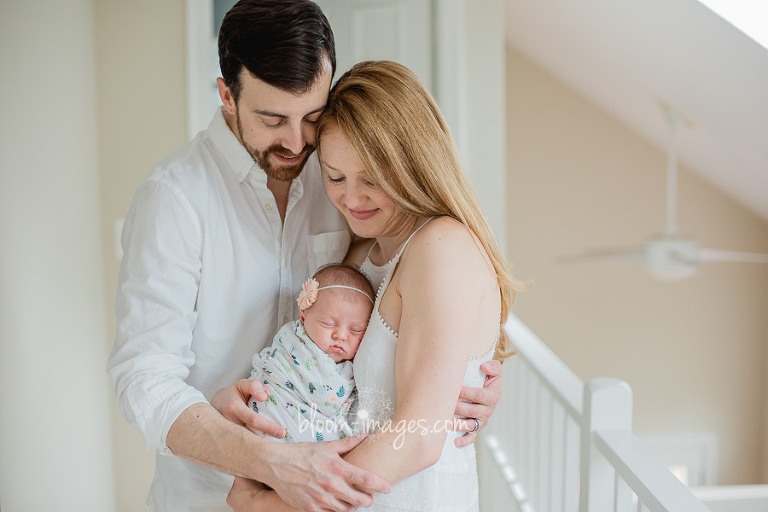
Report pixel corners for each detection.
[297,278,319,310]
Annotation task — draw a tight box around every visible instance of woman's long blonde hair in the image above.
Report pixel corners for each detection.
[317,60,524,361]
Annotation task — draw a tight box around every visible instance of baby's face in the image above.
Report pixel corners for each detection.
[300,289,372,363]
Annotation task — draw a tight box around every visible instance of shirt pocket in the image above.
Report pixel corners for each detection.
[307,230,351,275]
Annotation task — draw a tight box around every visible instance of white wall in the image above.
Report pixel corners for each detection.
[461,0,507,251]
[0,1,116,510]
[433,0,508,250]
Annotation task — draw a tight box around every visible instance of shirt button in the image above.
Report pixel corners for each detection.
[265,203,273,211]
[236,172,243,180]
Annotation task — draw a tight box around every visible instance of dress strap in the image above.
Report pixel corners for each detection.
[365,217,437,303]
[394,217,435,260]
[364,239,378,261]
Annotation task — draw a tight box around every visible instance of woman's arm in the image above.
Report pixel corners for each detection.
[228,477,302,512]
[343,217,499,483]
[344,227,504,448]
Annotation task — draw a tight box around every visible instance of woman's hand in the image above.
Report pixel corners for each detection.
[211,379,286,438]
[453,359,504,447]
[227,477,270,512]
[227,478,304,512]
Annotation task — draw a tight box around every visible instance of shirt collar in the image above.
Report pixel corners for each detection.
[207,107,265,184]
[206,107,312,198]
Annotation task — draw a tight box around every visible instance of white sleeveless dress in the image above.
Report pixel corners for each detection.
[354,219,496,512]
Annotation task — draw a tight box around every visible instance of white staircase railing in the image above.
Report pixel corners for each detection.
[480,314,711,511]
[692,485,768,512]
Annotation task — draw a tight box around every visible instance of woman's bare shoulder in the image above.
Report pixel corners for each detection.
[404,216,494,282]
[410,216,476,253]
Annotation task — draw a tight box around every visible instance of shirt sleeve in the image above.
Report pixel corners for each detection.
[107,178,207,451]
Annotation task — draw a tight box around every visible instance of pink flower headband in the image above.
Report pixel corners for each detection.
[297,278,374,310]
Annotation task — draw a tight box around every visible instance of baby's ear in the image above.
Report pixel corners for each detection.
[300,310,305,323]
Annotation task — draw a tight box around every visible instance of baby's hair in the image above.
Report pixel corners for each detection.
[313,263,375,303]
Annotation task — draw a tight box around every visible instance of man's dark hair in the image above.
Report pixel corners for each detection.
[218,0,336,102]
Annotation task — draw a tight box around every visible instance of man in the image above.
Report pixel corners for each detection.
[108,1,502,511]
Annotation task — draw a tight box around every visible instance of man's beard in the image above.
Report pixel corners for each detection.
[237,114,314,182]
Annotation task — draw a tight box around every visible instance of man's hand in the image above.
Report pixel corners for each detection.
[211,379,286,438]
[453,359,504,447]
[253,433,391,512]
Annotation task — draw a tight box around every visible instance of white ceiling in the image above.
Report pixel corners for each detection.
[505,0,768,222]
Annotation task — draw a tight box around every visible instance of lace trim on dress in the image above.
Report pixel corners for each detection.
[468,310,503,360]
[360,251,393,300]
[375,311,399,338]
[373,260,395,304]
[470,330,499,361]
[367,218,435,337]
[371,256,400,338]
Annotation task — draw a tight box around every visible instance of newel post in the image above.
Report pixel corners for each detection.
[579,377,633,512]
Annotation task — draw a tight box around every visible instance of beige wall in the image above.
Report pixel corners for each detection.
[95,0,187,509]
[505,46,768,485]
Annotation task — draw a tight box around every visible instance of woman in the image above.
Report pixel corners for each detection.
[229,60,522,511]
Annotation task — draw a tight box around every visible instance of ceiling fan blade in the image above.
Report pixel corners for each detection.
[700,248,768,263]
[559,248,644,264]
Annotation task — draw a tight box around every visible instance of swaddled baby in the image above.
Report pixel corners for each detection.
[247,263,374,442]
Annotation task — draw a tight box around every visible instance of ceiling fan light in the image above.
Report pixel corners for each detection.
[643,236,702,281]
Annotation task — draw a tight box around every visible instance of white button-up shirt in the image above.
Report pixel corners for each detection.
[107,108,350,511]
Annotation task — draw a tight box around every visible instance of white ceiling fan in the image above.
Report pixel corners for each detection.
[561,102,768,281]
